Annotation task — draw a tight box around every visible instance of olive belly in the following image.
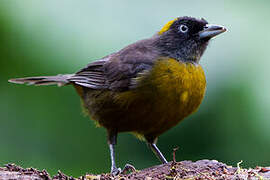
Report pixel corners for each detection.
[79,60,206,140]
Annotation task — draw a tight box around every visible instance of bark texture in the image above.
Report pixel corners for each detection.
[1,160,270,180]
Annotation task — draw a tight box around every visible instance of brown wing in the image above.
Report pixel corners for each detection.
[69,38,159,91]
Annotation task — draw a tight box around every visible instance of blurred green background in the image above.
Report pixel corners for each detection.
[1,0,270,177]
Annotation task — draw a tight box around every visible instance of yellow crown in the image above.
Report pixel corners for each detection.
[158,18,178,35]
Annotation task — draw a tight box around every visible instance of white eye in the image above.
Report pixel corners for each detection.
[179,24,189,33]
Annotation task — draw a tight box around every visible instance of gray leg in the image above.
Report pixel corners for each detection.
[108,131,121,175]
[108,131,136,175]
[147,142,168,164]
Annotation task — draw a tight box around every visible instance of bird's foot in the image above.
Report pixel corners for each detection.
[121,164,136,174]
[111,167,122,176]
[111,164,136,175]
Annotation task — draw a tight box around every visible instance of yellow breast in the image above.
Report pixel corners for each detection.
[146,58,206,105]
[116,58,206,137]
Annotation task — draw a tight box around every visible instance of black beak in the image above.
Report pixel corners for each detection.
[199,24,226,39]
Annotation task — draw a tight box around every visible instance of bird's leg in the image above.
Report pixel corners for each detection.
[107,131,136,175]
[107,130,121,175]
[147,142,168,164]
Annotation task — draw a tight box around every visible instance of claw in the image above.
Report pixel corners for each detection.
[111,167,121,176]
[111,164,136,176]
[121,164,136,174]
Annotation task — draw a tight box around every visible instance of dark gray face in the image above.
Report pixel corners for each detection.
[156,17,226,63]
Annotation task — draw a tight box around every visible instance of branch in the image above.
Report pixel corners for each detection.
[1,160,270,180]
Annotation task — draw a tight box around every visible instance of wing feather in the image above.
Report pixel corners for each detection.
[69,39,159,91]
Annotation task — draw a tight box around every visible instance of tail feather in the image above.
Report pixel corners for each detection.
[8,74,74,86]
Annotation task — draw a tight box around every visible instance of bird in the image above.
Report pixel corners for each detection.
[9,16,226,175]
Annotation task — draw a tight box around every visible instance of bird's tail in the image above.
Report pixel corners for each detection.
[8,74,74,86]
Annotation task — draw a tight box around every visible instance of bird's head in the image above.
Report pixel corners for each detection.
[156,16,226,63]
